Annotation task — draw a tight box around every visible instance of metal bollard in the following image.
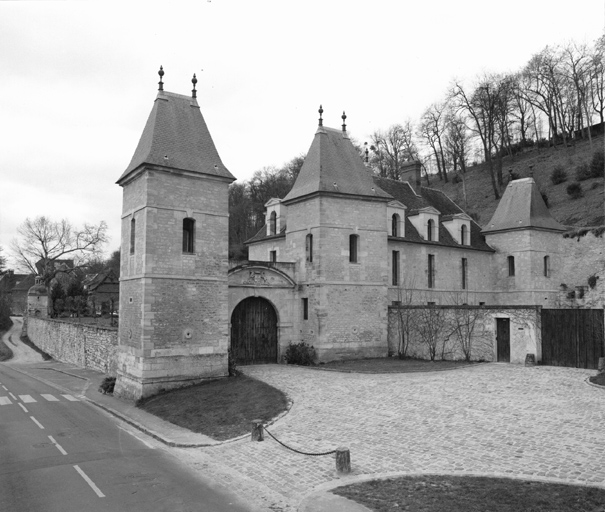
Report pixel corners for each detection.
[335,447,351,473]
[251,419,264,442]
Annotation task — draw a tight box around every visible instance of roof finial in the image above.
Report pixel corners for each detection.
[341,111,347,132]
[192,73,197,98]
[158,66,164,91]
[318,105,324,127]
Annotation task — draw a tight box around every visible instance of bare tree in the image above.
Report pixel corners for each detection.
[414,304,448,361]
[447,294,489,362]
[11,217,108,289]
[418,102,450,183]
[590,35,605,126]
[444,113,470,208]
[394,279,418,359]
[370,122,419,180]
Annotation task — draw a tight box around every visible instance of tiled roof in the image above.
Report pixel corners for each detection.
[283,126,391,203]
[83,269,119,292]
[245,225,286,245]
[483,178,565,233]
[375,176,493,252]
[117,91,235,184]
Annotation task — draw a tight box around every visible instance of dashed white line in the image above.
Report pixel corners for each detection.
[18,403,28,413]
[8,392,16,400]
[30,416,44,429]
[0,397,11,405]
[74,465,105,498]
[61,394,79,402]
[48,435,67,455]
[41,394,59,402]
[1,385,7,391]
[19,395,37,403]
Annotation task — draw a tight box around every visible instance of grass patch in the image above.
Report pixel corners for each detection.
[0,329,14,362]
[317,357,482,373]
[589,373,605,387]
[333,475,605,512]
[137,374,288,440]
[19,335,53,361]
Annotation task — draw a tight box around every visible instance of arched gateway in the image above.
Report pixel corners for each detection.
[231,297,278,365]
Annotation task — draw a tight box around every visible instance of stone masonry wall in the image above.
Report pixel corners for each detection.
[27,317,118,374]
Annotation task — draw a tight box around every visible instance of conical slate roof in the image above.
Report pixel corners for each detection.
[117,91,234,184]
[283,126,391,203]
[482,178,565,233]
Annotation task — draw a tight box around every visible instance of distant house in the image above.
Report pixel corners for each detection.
[0,271,36,315]
[82,269,119,314]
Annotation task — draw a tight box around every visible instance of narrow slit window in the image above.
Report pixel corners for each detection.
[349,234,359,263]
[461,257,468,290]
[428,254,435,288]
[544,255,550,277]
[392,251,399,286]
[130,218,136,255]
[269,211,277,235]
[183,218,195,253]
[461,224,467,245]
[306,234,313,262]
[508,256,515,277]
[302,298,308,320]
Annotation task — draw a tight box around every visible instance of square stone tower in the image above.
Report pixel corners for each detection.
[114,71,235,401]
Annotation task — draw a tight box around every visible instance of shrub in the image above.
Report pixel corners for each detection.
[452,173,462,184]
[228,348,239,377]
[575,162,591,181]
[541,191,549,208]
[566,182,583,199]
[508,170,521,181]
[590,149,604,178]
[550,165,567,185]
[284,342,316,366]
[588,275,599,289]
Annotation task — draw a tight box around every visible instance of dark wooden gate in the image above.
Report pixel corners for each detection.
[496,318,510,362]
[541,309,604,369]
[231,297,278,365]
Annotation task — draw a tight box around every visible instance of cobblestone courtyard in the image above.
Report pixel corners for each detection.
[173,364,605,511]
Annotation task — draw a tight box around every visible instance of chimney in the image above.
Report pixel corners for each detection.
[400,161,422,191]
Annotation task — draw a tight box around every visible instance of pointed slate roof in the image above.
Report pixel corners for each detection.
[283,126,391,203]
[117,91,234,184]
[482,178,565,234]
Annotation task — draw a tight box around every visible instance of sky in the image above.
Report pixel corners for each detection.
[1,0,603,268]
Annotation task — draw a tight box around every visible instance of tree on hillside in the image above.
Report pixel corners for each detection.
[11,216,108,289]
[590,34,605,126]
[418,102,449,183]
[0,246,6,274]
[444,113,470,208]
[369,122,419,180]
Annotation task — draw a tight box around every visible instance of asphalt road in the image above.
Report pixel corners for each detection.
[0,362,252,512]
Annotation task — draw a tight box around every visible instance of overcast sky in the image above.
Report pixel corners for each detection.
[1,0,603,268]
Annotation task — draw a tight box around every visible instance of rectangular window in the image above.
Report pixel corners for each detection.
[392,251,399,286]
[428,254,435,288]
[306,234,313,262]
[302,298,308,320]
[349,234,358,263]
[270,250,277,263]
[544,255,550,277]
[461,258,468,290]
[183,218,195,253]
[130,218,136,255]
[508,256,515,277]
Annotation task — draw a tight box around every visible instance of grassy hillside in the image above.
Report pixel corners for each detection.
[426,134,605,229]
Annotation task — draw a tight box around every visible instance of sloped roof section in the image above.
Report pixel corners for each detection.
[483,178,565,234]
[117,91,234,184]
[283,127,391,203]
[374,176,493,252]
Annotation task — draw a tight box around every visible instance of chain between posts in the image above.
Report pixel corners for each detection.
[262,426,337,457]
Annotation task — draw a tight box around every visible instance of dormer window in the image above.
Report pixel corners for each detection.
[391,214,400,237]
[387,201,407,238]
[461,224,467,245]
[427,219,435,241]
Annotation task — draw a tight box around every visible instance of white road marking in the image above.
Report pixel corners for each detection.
[18,403,28,413]
[30,416,44,429]
[41,394,59,402]
[61,394,79,402]
[8,392,16,400]
[0,397,11,405]
[1,385,7,391]
[74,465,105,498]
[19,395,37,403]
[48,435,67,455]
[118,426,156,449]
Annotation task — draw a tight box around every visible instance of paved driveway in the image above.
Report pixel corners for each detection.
[175,364,605,511]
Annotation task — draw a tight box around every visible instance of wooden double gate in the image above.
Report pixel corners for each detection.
[541,309,604,369]
[230,297,278,365]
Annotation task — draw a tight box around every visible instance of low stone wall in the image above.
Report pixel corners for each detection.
[387,305,541,364]
[27,317,118,375]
